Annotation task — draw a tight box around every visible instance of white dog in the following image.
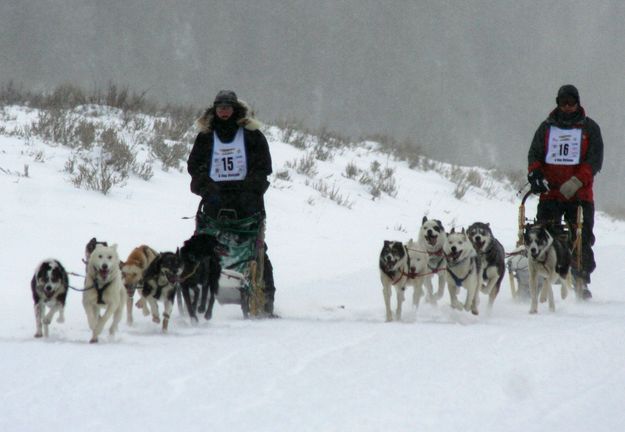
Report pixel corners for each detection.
[417,217,447,304]
[82,243,127,343]
[443,228,480,315]
[404,239,429,312]
[523,224,571,314]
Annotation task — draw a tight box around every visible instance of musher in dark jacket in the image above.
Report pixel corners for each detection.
[187,90,278,316]
[527,84,604,299]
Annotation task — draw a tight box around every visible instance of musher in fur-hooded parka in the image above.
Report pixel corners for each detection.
[187,96,272,208]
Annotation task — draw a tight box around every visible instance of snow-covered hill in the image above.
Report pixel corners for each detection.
[1,106,624,432]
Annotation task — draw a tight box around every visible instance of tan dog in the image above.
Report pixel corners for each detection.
[121,245,159,325]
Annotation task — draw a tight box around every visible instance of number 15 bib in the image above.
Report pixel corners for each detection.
[210,128,248,181]
[546,126,582,165]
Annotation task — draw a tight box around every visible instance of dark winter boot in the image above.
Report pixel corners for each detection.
[573,270,592,300]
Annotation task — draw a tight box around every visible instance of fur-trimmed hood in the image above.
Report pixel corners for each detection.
[195,99,262,133]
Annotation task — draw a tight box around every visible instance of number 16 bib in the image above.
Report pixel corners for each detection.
[210,128,248,181]
[546,126,582,165]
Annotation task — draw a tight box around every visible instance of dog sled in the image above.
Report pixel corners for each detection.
[193,203,267,318]
[509,190,586,300]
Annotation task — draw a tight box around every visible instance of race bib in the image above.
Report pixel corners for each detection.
[209,128,248,181]
[545,126,582,165]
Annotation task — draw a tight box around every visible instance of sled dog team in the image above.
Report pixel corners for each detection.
[380,216,572,321]
[30,218,574,340]
[31,235,222,342]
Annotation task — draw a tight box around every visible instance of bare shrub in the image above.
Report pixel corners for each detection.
[274,169,291,181]
[28,109,73,145]
[316,127,349,149]
[149,135,186,170]
[344,162,360,179]
[449,168,483,200]
[359,160,398,198]
[134,162,154,180]
[74,120,96,149]
[311,179,353,209]
[0,80,30,105]
[153,117,191,141]
[285,152,318,177]
[37,83,87,110]
[311,143,333,161]
[100,128,134,176]
[66,156,127,195]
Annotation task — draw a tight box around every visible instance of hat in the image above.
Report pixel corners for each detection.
[213,90,238,107]
[556,84,580,105]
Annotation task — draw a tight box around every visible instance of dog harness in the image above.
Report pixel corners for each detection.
[93,279,112,305]
[446,256,477,287]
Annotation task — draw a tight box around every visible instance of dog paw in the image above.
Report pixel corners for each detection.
[89,337,98,344]
[56,316,64,323]
[152,316,161,324]
[529,308,537,314]
[34,332,43,338]
[561,286,568,300]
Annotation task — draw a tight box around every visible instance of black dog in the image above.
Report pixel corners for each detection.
[178,234,222,322]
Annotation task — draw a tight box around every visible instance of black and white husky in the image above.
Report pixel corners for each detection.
[31,259,69,338]
[523,224,571,314]
[466,222,506,308]
[443,228,480,315]
[417,217,447,303]
[140,251,183,332]
[83,243,127,343]
[379,239,427,321]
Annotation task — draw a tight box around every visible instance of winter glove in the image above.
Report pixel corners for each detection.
[559,176,583,199]
[527,169,549,194]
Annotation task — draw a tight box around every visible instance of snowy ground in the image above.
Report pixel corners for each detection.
[1,118,625,432]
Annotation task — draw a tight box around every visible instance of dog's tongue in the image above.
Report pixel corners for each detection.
[426,235,437,246]
[475,240,485,250]
[98,268,109,280]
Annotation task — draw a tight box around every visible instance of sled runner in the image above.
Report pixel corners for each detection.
[194,204,266,318]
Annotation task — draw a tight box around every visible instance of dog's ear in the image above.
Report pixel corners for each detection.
[384,240,390,246]
[437,220,444,231]
[86,237,98,254]
[461,227,466,235]
[422,216,428,224]
[450,227,456,234]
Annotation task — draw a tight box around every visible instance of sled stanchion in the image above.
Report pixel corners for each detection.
[249,219,266,316]
[511,190,532,300]
[574,203,584,298]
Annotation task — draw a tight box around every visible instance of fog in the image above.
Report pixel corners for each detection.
[1,0,623,210]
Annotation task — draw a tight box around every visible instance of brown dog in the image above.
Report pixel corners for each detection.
[120,245,159,325]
